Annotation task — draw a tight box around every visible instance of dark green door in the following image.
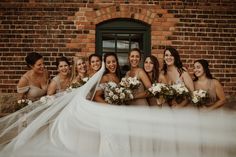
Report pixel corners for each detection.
[96,18,151,75]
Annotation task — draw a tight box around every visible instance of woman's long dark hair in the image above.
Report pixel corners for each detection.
[103,52,122,80]
[56,56,70,67]
[162,46,185,76]
[144,55,160,83]
[25,52,43,68]
[88,54,102,64]
[193,59,214,81]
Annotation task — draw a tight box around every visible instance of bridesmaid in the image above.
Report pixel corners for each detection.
[47,56,71,96]
[125,48,152,106]
[162,46,194,108]
[17,52,49,102]
[93,52,121,104]
[87,54,102,100]
[143,55,167,106]
[88,54,102,77]
[193,59,226,110]
[125,49,153,157]
[71,57,89,86]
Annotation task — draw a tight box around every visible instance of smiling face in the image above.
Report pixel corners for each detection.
[128,50,141,68]
[164,50,175,66]
[32,58,45,74]
[58,61,70,76]
[105,55,117,74]
[90,56,101,72]
[76,59,87,75]
[144,57,154,73]
[193,61,205,78]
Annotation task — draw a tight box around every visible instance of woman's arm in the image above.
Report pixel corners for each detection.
[133,69,152,99]
[207,80,226,110]
[172,71,194,108]
[182,71,194,92]
[93,76,107,104]
[93,89,106,103]
[47,80,57,96]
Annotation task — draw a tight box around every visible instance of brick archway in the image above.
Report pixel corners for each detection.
[72,5,177,57]
[91,5,156,25]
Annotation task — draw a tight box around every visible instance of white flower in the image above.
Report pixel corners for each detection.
[129,93,134,99]
[105,97,112,104]
[192,96,199,103]
[28,100,32,105]
[120,77,140,90]
[120,93,125,99]
[82,77,89,83]
[39,96,47,104]
[191,89,209,105]
[115,87,120,93]
[112,95,119,100]
[108,91,114,97]
[16,99,32,109]
[171,83,189,95]
[107,81,117,88]
[148,83,168,96]
[104,81,134,105]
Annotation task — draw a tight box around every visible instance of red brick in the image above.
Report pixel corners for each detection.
[0,1,235,96]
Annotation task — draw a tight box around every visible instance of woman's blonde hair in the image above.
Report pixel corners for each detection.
[71,56,88,81]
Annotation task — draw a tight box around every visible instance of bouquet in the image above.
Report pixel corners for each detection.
[39,95,55,104]
[104,81,134,105]
[161,85,175,101]
[69,82,81,89]
[119,76,141,90]
[69,77,89,89]
[148,83,169,98]
[81,77,89,84]
[191,89,209,106]
[171,83,190,103]
[148,83,175,104]
[15,99,32,110]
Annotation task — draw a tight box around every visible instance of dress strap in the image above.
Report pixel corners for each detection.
[17,75,30,94]
[17,86,30,94]
[135,70,141,80]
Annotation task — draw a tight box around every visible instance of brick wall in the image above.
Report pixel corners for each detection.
[0,0,235,96]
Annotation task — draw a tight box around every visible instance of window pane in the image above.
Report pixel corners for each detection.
[102,34,116,52]
[117,34,130,53]
[117,53,128,66]
[130,33,142,49]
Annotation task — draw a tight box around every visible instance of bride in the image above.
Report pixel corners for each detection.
[93,52,121,104]
[0,53,236,157]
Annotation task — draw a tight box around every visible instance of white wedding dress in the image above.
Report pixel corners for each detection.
[0,63,236,157]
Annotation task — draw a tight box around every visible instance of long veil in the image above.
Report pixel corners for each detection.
[0,62,236,157]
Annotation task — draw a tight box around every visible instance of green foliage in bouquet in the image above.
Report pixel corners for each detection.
[191,89,210,107]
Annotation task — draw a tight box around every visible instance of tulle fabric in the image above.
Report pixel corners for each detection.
[0,63,236,157]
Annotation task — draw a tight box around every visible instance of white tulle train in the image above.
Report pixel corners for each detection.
[0,64,236,157]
